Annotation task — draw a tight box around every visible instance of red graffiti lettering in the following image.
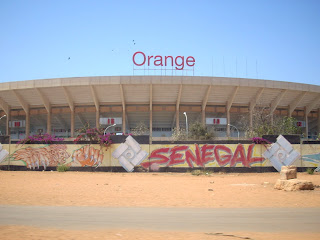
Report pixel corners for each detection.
[168,146,189,166]
[185,145,202,167]
[230,144,247,167]
[201,144,215,165]
[214,145,232,166]
[247,144,264,166]
[144,144,265,169]
[140,147,170,168]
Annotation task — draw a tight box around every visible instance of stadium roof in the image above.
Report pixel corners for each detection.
[0,76,319,114]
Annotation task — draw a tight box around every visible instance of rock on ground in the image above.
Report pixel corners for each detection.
[280,165,297,180]
[274,179,314,191]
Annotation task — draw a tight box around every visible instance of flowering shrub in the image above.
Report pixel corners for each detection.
[73,123,112,149]
[17,133,64,145]
[251,137,271,144]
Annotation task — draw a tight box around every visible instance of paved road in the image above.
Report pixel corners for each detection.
[0,206,319,232]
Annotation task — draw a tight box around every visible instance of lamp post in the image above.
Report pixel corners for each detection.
[104,123,116,135]
[183,112,188,137]
[228,123,239,141]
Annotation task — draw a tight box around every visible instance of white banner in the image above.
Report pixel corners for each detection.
[206,118,227,125]
[9,120,26,128]
[99,117,122,125]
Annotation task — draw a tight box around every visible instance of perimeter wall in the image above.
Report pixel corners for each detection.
[0,142,319,171]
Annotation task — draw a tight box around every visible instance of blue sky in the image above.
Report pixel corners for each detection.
[1,0,319,85]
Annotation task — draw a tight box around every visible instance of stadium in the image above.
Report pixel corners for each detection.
[0,75,319,140]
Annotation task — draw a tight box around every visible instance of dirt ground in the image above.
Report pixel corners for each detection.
[0,170,320,240]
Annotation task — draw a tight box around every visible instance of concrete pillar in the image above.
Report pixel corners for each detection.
[96,109,100,129]
[305,107,308,138]
[25,111,30,137]
[47,111,51,135]
[6,111,10,136]
[71,110,75,138]
[149,109,152,140]
[227,107,230,137]
[202,110,205,126]
[122,108,126,134]
[176,111,180,131]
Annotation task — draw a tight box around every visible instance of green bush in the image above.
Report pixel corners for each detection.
[57,164,70,172]
[189,122,215,140]
[191,169,213,176]
[306,168,314,175]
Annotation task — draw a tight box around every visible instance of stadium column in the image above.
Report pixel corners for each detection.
[202,85,211,125]
[289,91,307,118]
[71,109,75,137]
[96,110,100,129]
[6,112,10,136]
[305,107,308,138]
[0,97,10,135]
[90,85,100,129]
[249,88,264,129]
[120,84,126,134]
[36,88,52,135]
[47,110,51,135]
[176,85,182,131]
[12,90,30,137]
[227,109,230,137]
[25,111,30,137]
[270,90,287,126]
[149,84,153,141]
[62,87,75,138]
[227,86,239,137]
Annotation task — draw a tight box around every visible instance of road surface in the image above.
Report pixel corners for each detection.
[0,206,319,232]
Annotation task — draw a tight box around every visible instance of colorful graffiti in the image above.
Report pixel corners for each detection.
[1,141,320,171]
[10,145,70,169]
[72,145,104,167]
[302,153,320,171]
[141,144,265,169]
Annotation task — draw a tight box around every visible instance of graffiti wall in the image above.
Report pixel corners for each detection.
[142,144,266,169]
[0,139,319,172]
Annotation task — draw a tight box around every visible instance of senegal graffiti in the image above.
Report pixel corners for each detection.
[141,144,265,168]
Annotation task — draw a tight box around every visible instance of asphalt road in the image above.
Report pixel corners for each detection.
[0,206,319,232]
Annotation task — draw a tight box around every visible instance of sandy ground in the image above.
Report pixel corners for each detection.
[0,170,320,239]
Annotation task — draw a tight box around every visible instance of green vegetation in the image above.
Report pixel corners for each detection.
[190,169,213,176]
[131,122,149,135]
[306,168,314,175]
[240,107,302,138]
[172,121,215,141]
[56,164,70,172]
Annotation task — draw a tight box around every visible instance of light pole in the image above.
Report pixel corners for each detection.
[183,112,188,137]
[104,124,116,135]
[228,123,239,141]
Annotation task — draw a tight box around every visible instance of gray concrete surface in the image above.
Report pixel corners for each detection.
[0,206,319,232]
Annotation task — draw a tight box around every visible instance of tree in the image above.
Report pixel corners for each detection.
[172,122,215,141]
[130,122,149,135]
[240,107,302,138]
